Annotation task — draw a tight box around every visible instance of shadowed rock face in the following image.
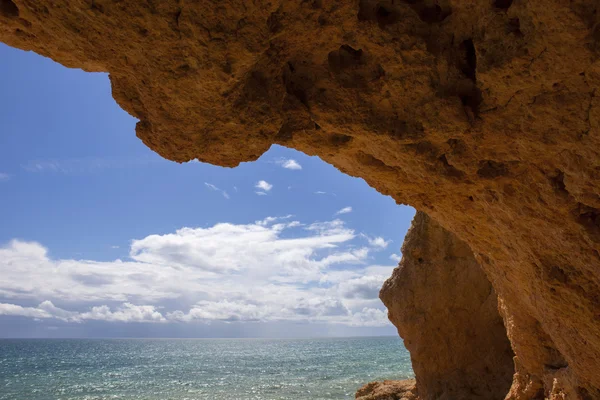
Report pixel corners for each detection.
[1,0,600,398]
[380,212,515,400]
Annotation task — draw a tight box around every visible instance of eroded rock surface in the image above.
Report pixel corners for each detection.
[356,379,418,400]
[381,212,515,399]
[2,0,600,398]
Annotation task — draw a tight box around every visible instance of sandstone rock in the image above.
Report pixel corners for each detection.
[356,379,418,400]
[2,0,600,397]
[381,212,515,400]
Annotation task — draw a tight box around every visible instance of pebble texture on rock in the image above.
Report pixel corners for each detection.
[2,0,600,398]
[380,212,515,399]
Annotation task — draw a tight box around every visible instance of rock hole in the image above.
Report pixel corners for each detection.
[402,0,452,24]
[461,39,477,82]
[356,151,388,168]
[439,154,465,178]
[506,18,523,36]
[577,387,596,400]
[274,122,294,143]
[456,80,483,116]
[547,266,569,284]
[357,0,376,22]
[314,122,321,130]
[0,0,19,18]
[376,4,400,26]
[357,0,401,26]
[91,1,105,13]
[575,203,600,238]
[455,39,482,115]
[493,0,513,10]
[329,133,353,146]
[549,170,568,195]
[416,3,447,23]
[267,11,283,33]
[242,70,270,102]
[477,160,508,179]
[328,45,364,73]
[282,61,315,108]
[592,23,600,52]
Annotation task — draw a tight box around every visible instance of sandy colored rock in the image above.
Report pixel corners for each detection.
[356,379,418,400]
[381,212,515,399]
[2,0,600,398]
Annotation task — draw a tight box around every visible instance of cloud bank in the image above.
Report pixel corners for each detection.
[0,217,394,327]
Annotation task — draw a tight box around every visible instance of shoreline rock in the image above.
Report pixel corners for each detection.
[356,379,418,400]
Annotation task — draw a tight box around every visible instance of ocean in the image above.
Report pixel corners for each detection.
[0,337,413,400]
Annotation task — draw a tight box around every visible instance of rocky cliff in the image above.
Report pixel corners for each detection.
[380,212,515,399]
[2,0,600,398]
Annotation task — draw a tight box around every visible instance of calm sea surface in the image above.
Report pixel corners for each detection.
[0,337,413,400]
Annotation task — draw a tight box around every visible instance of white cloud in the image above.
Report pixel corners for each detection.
[79,303,165,322]
[335,206,352,215]
[389,253,401,262]
[0,218,395,327]
[366,236,391,249]
[0,301,165,323]
[0,173,10,182]
[0,302,52,319]
[111,245,120,249]
[204,182,230,200]
[255,180,273,192]
[282,159,302,170]
[314,191,326,195]
[255,191,267,196]
[274,158,302,170]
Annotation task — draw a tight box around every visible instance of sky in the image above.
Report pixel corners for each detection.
[0,43,415,338]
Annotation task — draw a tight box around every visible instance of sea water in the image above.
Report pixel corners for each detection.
[0,337,413,400]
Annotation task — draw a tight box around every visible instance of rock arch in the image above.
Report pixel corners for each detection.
[2,0,600,398]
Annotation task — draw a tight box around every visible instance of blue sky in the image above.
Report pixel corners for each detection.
[0,43,415,338]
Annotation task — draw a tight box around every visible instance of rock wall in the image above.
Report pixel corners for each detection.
[380,211,515,400]
[2,0,600,398]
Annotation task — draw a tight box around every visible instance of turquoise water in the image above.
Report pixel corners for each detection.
[0,337,413,400]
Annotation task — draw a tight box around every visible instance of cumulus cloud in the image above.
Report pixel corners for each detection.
[0,173,10,182]
[0,218,396,327]
[335,206,352,215]
[0,302,52,319]
[366,236,391,249]
[389,253,401,262]
[0,301,165,323]
[282,159,302,170]
[273,158,302,170]
[255,180,273,192]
